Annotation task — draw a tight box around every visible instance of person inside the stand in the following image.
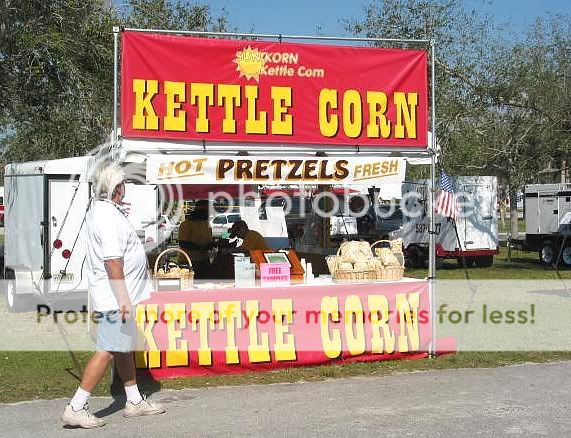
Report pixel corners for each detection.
[208,235,235,279]
[229,220,270,252]
[178,199,212,279]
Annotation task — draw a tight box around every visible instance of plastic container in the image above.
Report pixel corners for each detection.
[235,256,256,287]
[305,262,313,283]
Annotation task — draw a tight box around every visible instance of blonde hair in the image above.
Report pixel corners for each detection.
[90,159,125,199]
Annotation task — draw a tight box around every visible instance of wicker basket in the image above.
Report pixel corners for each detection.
[153,248,194,289]
[329,245,376,282]
[372,239,404,258]
[371,240,405,281]
[376,265,404,281]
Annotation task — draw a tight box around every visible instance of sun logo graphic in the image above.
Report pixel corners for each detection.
[233,46,266,82]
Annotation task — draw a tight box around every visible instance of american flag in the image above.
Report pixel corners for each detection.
[435,170,459,219]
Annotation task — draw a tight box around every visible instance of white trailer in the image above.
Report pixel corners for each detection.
[523,183,571,266]
[3,157,159,311]
[394,176,498,268]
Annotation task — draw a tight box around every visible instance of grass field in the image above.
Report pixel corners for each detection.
[498,218,526,234]
[406,245,571,280]
[1,351,570,404]
[1,244,570,403]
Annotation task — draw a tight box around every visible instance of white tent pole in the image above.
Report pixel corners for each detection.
[428,40,437,358]
[113,26,120,148]
[109,22,119,386]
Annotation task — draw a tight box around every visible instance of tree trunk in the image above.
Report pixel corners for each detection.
[509,190,519,238]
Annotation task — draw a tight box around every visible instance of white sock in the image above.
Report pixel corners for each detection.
[125,384,143,404]
[70,387,91,411]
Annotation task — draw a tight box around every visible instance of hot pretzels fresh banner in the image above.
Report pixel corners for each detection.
[121,32,428,147]
[145,154,406,185]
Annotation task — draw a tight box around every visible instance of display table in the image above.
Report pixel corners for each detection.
[134,278,430,379]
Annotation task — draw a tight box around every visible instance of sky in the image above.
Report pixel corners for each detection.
[207,0,570,37]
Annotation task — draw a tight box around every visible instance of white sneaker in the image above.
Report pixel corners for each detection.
[61,404,105,428]
[123,396,166,418]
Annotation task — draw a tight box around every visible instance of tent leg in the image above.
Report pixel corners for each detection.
[428,39,437,358]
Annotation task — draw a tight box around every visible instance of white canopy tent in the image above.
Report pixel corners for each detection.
[110,27,439,355]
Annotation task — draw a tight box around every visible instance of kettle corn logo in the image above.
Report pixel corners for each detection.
[233,45,324,81]
[233,46,266,82]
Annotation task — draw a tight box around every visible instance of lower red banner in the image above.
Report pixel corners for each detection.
[135,280,430,379]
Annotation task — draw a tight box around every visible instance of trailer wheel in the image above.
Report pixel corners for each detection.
[4,271,31,313]
[475,255,494,268]
[539,241,556,266]
[561,245,571,267]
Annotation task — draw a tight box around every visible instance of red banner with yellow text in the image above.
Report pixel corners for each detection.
[134,280,430,379]
[121,32,428,148]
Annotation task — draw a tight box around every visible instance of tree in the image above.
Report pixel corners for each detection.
[119,0,229,33]
[0,0,230,167]
[345,0,499,172]
[0,0,116,162]
[347,1,571,237]
[464,15,571,236]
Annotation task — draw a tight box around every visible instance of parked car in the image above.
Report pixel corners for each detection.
[210,213,242,238]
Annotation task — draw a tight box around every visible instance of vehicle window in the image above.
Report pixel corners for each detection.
[228,214,241,223]
[213,216,226,224]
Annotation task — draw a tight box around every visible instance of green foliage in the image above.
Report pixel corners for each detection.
[347,1,570,236]
[470,15,571,192]
[0,0,229,166]
[1,349,570,403]
[119,0,229,32]
[1,0,116,161]
[345,0,499,173]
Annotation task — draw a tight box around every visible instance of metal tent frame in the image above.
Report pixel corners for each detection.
[111,27,439,356]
